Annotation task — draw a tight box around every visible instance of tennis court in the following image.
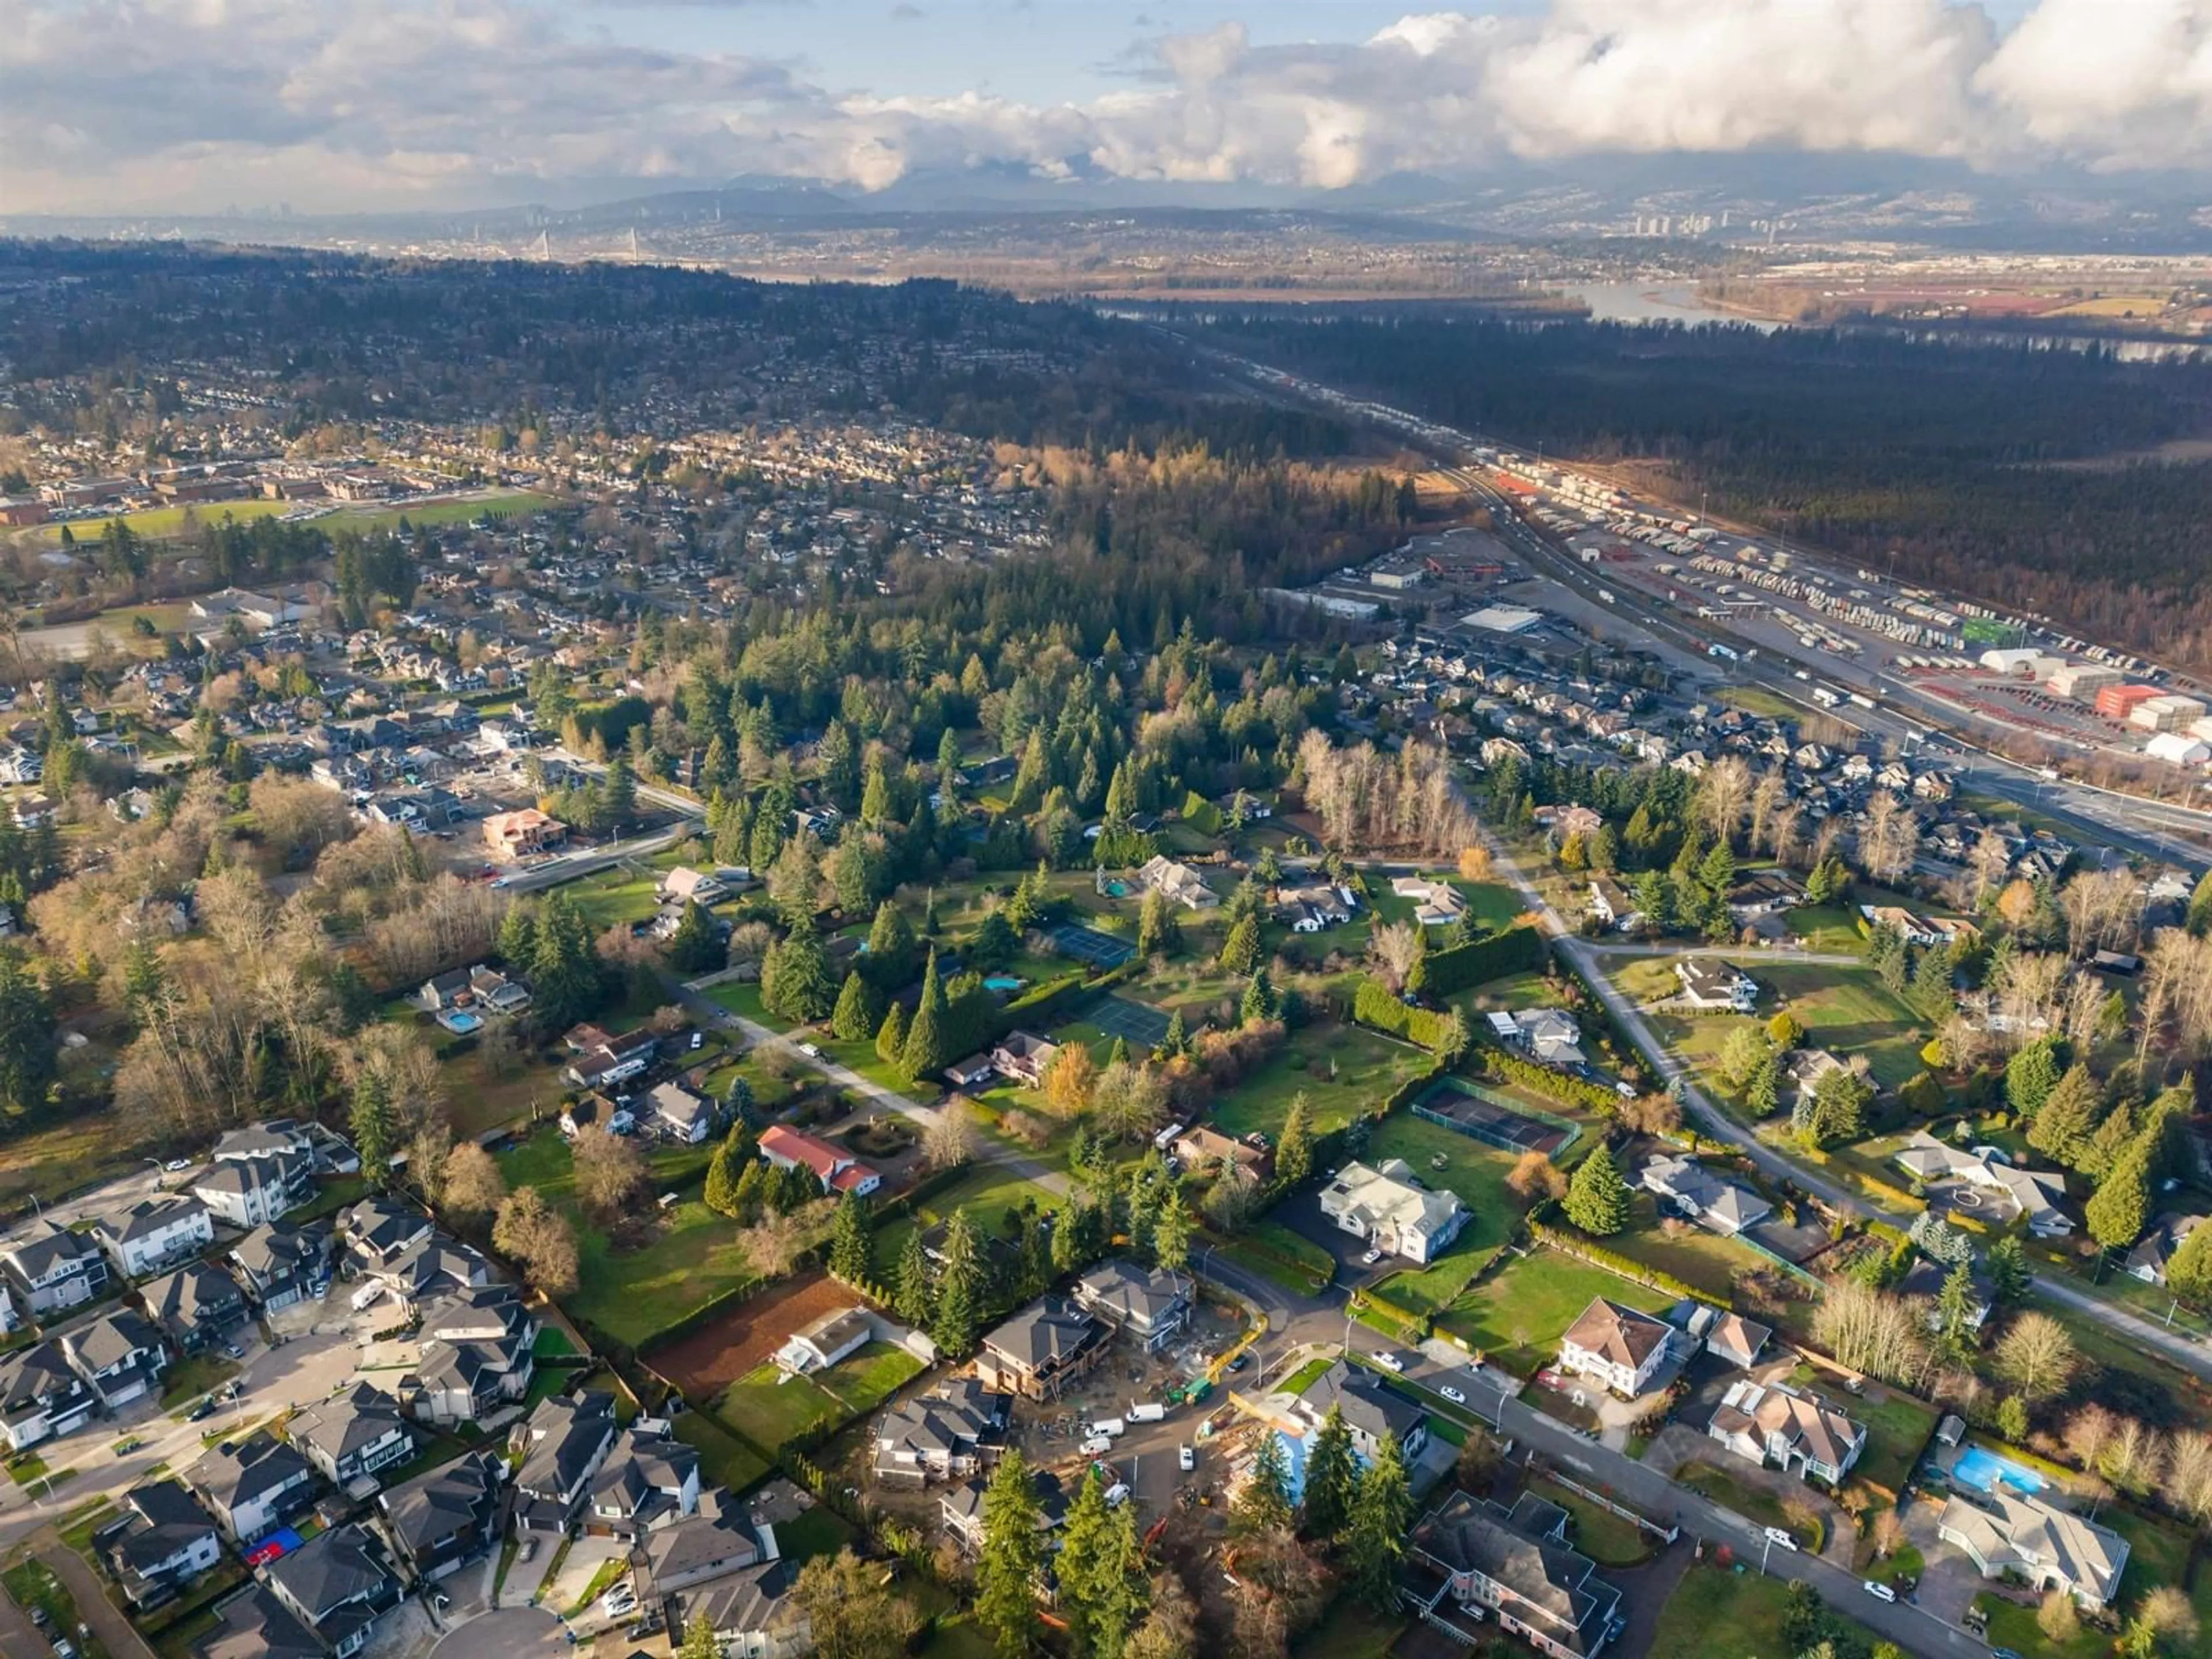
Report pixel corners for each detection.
[1411,1077,1575,1156]
[1050,923,1137,969]
[1083,994,1173,1050]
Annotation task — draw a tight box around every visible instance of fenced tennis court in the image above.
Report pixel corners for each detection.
[1050,923,1137,969]
[1082,994,1173,1050]
[1411,1077,1578,1157]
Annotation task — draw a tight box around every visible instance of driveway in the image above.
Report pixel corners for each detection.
[41,1540,158,1659]
[430,1607,570,1659]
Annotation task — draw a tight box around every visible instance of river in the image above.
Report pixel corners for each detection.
[1561,282,1782,331]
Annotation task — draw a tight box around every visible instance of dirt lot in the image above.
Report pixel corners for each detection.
[643,1273,858,1398]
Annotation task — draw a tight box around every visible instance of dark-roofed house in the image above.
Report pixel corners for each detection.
[1557,1299,1675,1400]
[192,1584,324,1659]
[1072,1260,1191,1353]
[0,1217,109,1316]
[212,1119,315,1164]
[287,1382,416,1491]
[872,1379,1012,1487]
[189,1429,320,1541]
[0,1340,99,1450]
[1638,1154,1773,1238]
[645,1078,717,1144]
[2126,1213,2205,1287]
[92,1195,214,1281]
[646,1489,767,1593]
[667,1559,810,1659]
[192,1152,313,1230]
[228,1221,331,1313]
[1402,1490,1623,1658]
[402,1283,539,1426]
[1294,1360,1430,1462]
[941,1468,1067,1552]
[512,1390,619,1531]
[342,1197,434,1272]
[585,1425,702,1538]
[366,1235,493,1317]
[138,1262,249,1355]
[264,1523,402,1659]
[60,1305,169,1410]
[974,1298,1109,1402]
[96,1478,224,1610]
[376,1449,503,1583]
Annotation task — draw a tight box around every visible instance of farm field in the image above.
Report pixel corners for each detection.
[1435,1247,1673,1376]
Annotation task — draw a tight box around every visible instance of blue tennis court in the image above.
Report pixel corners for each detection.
[1050,923,1137,968]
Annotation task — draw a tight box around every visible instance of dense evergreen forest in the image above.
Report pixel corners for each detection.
[1210,315,2212,671]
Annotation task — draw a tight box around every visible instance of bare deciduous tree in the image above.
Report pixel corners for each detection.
[494,1187,579,1298]
[1994,1312,2080,1402]
[442,1142,507,1222]
[921,1103,979,1171]
[572,1125,648,1219]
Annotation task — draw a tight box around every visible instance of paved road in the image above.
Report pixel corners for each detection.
[1472,824,2212,1388]
[0,1570,47,1658]
[42,1539,158,1659]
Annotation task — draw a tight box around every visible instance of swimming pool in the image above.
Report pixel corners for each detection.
[984,976,1025,993]
[440,1010,483,1035]
[1953,1445,2049,1498]
[1103,880,1131,897]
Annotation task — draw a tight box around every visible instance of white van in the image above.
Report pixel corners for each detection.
[1127,1403,1166,1423]
[1080,1435,1112,1456]
[1763,1527,1799,1551]
[1086,1418,1127,1439]
[349,1281,384,1311]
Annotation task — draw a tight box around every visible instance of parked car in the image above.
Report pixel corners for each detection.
[1359,1248,1383,1266]
[1862,1581,1896,1604]
[163,1158,192,1172]
[797,1042,823,1059]
[1763,1527,1799,1551]
[518,1536,537,1563]
[1080,1436,1112,1456]
[1178,1445,1195,1473]
[222,1340,245,1359]
[1440,1386,1467,1404]
[1226,1353,1250,1373]
[1103,1483,1130,1507]
[1372,1352,1405,1373]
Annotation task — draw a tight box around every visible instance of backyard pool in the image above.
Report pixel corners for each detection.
[1101,880,1131,897]
[439,1010,483,1035]
[1953,1445,2050,1498]
[984,976,1027,993]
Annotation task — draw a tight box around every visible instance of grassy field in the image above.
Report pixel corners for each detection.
[669,1406,774,1494]
[1675,1460,1820,1549]
[0,1109,164,1209]
[1607,1194,1774,1305]
[1362,1114,1528,1315]
[1653,961,1928,1092]
[813,1342,926,1414]
[1714,686,1802,719]
[1435,1247,1673,1375]
[19,490,555,548]
[870,1161,1065,1265]
[1208,1019,1433,1139]
[1527,1476,1654,1566]
[1853,1388,1941,1494]
[1647,1560,1872,1659]
[717,1365,846,1448]
[1217,1221,1337,1295]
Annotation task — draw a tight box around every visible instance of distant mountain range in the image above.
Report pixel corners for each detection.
[7,154,2210,255]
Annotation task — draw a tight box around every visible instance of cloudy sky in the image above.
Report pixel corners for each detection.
[5,0,2207,215]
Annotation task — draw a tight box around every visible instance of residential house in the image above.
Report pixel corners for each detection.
[364,1235,493,1319]
[1673,960,1759,1012]
[228,1222,331,1313]
[943,1055,998,1089]
[193,1152,313,1230]
[96,1478,224,1610]
[1294,1359,1430,1462]
[61,1306,169,1410]
[92,1196,214,1281]
[2126,1214,2205,1286]
[645,1078,716,1145]
[192,1585,324,1659]
[1319,1160,1468,1264]
[988,1031,1060,1088]
[0,1340,100,1450]
[646,1488,767,1593]
[1937,1487,2128,1610]
[1891,1134,2074,1237]
[1136,855,1219,911]
[403,1283,539,1426]
[659,866,729,905]
[482,808,566,857]
[287,1382,416,1491]
[1896,1258,1994,1332]
[1638,1154,1773,1237]
[189,1429,320,1541]
[376,1450,503,1583]
[137,1262,249,1354]
[1703,1312,1772,1370]
[1707,1380,1866,1486]
[668,1559,810,1659]
[1586,877,1640,932]
[774,1308,873,1377]
[1402,1490,1623,1658]
[975,1298,1110,1403]
[212,1119,315,1165]
[264,1524,403,1659]
[1,1218,111,1316]
[1173,1126,1274,1184]
[1390,876,1468,926]
[942,1468,1067,1552]
[1728,870,1805,919]
[1556,1299,1675,1399]
[873,1380,1013,1486]
[1495,1008,1585,1069]
[561,1025,661,1089]
[758,1125,881,1197]
[1071,1259,1191,1353]
[512,1390,619,1531]
[342,1197,435,1272]
[417,964,532,1021]
[1274,882,1354,933]
[584,1424,702,1539]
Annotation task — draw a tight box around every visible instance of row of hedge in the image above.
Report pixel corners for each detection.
[1353,979,1456,1050]
[1471,1039,1626,1116]
[1421,923,1546,996]
[1526,1206,1715,1307]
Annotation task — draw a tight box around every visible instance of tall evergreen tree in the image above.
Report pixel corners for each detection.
[0,948,58,1115]
[1563,1143,1630,1236]
[350,1068,397,1187]
[703,1123,750,1218]
[2086,1131,2154,1251]
[2005,1038,2064,1118]
[1218,915,1261,975]
[893,1229,933,1327]
[829,1190,873,1284]
[1153,1187,1192,1274]
[933,1209,984,1354]
[1346,1434,1414,1612]
[1300,1403,1358,1540]
[2026,1063,2101,1166]
[1276,1093,1315,1188]
[902,950,952,1080]
[831,969,881,1042]
[1234,1433,1294,1535]
[875,1001,909,1067]
[975,1449,1046,1658]
[1059,1471,1148,1659]
[762,920,837,1024]
[664,899,721,973]
[863,899,919,987]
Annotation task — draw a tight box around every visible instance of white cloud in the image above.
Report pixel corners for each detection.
[4,0,2212,214]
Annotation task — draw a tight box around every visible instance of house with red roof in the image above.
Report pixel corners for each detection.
[758,1127,881,1197]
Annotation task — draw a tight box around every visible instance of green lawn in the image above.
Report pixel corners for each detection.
[1674,1460,1821,1550]
[718,1365,846,1449]
[1852,1388,1940,1494]
[1209,1019,1433,1139]
[1435,1247,1673,1376]
[1647,1562,1809,1659]
[775,1503,856,1565]
[1527,1477,1654,1566]
[812,1342,927,1415]
[158,1353,241,1408]
[704,980,769,1021]
[869,1161,1066,1265]
[1654,961,1928,1092]
[808,1029,942,1104]
[1361,1115,1527,1315]
[1216,1222,1336,1294]
[1784,905,1868,955]
[1604,1193,1775,1305]
[670,1407,774,1493]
